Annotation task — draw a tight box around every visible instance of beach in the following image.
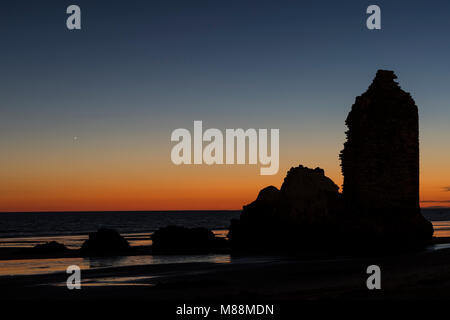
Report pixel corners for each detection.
[3,244,450,302]
[0,209,450,303]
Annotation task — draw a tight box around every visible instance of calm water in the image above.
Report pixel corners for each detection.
[0,209,448,277]
[0,209,447,243]
[0,211,240,277]
[0,210,238,250]
[0,210,241,238]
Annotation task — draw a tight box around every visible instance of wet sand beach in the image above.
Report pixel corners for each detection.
[3,244,450,302]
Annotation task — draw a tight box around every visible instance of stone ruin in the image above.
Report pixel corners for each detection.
[340,70,419,213]
[228,70,433,254]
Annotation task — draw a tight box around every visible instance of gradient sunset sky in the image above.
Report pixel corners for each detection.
[1,0,450,211]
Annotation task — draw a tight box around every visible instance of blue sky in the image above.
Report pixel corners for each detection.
[1,0,450,210]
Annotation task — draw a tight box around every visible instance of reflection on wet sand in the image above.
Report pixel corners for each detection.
[433,221,450,237]
[64,276,157,287]
[0,254,232,277]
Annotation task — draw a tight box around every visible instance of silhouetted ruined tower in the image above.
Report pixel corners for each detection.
[340,70,419,212]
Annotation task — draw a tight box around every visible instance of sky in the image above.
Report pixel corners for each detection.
[1,0,450,211]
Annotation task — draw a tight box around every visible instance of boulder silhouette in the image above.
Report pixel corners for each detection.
[279,166,343,224]
[80,228,131,257]
[20,241,69,255]
[151,226,222,254]
[229,165,344,253]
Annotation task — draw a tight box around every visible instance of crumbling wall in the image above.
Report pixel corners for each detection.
[340,70,419,211]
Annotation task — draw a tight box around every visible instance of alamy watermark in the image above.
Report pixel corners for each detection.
[366,264,381,289]
[65,4,380,31]
[366,5,381,30]
[170,121,279,175]
[66,265,81,289]
[66,5,81,30]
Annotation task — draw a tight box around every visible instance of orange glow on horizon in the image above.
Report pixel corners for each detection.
[1,138,449,212]
[1,161,449,212]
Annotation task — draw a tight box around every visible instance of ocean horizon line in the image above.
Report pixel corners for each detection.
[1,207,450,214]
[0,209,243,214]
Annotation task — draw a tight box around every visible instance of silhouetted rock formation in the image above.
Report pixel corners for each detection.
[229,166,345,253]
[80,228,131,257]
[341,70,418,210]
[20,241,69,255]
[152,226,226,254]
[340,70,433,243]
[280,166,343,224]
[229,70,433,254]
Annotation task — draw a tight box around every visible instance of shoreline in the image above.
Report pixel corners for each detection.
[4,246,450,300]
[0,214,449,301]
[1,235,450,262]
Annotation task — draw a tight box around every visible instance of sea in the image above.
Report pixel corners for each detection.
[0,210,240,240]
[0,209,449,277]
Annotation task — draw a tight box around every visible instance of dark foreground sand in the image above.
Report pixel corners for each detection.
[2,245,450,303]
